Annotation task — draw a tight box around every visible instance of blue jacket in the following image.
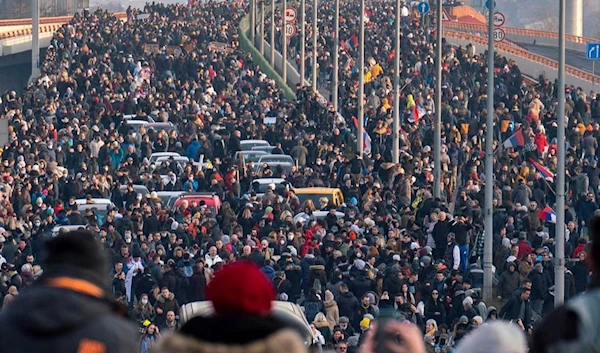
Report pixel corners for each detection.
[186,140,201,161]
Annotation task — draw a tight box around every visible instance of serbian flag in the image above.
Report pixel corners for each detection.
[346,34,359,49]
[409,104,426,123]
[539,205,557,223]
[364,131,372,154]
[529,158,554,182]
[502,127,525,148]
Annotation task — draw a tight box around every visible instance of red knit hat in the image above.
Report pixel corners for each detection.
[206,261,275,316]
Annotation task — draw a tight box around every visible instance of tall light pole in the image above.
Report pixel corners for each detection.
[300,0,306,85]
[270,0,275,67]
[260,0,265,55]
[311,0,318,91]
[332,0,340,111]
[357,0,365,155]
[555,0,566,306]
[31,0,40,81]
[282,0,287,83]
[250,0,255,44]
[433,0,442,198]
[392,0,401,164]
[483,0,494,301]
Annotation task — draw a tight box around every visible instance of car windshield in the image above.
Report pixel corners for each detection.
[252,181,287,194]
[296,193,330,207]
[259,156,293,164]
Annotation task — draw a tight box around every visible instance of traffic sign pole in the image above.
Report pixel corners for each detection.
[483,0,494,302]
[555,0,566,306]
[282,0,287,84]
[300,0,305,85]
[433,0,441,199]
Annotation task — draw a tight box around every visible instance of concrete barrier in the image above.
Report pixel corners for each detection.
[0,32,53,56]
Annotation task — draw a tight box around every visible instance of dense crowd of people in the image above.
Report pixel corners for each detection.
[0,0,599,352]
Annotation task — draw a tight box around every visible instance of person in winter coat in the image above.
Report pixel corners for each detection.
[2,286,18,310]
[350,267,376,299]
[337,283,359,325]
[273,271,292,296]
[571,250,590,294]
[0,230,138,353]
[152,261,308,353]
[140,324,161,353]
[499,289,532,332]
[133,293,156,326]
[309,262,328,290]
[188,262,207,302]
[496,262,520,305]
[302,288,325,323]
[323,290,339,330]
[423,289,446,324]
[326,270,344,299]
[528,263,547,316]
[155,287,180,327]
[513,180,532,206]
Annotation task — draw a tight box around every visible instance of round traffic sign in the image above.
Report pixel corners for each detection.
[285,22,297,38]
[285,7,297,22]
[485,0,496,9]
[493,12,505,27]
[493,28,505,42]
[417,1,430,14]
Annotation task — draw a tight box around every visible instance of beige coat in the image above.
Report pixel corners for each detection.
[324,300,339,331]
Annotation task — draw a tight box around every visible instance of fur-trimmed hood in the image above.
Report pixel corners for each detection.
[151,328,307,353]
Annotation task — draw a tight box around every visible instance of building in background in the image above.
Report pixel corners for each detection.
[0,0,89,19]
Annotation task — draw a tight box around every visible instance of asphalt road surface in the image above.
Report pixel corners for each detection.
[519,43,599,76]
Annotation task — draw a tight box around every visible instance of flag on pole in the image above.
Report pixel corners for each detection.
[502,127,525,148]
[364,131,372,154]
[539,205,557,223]
[529,158,555,182]
[346,34,359,48]
[409,104,426,123]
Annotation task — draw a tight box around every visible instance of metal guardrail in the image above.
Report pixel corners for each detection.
[445,29,599,84]
[444,21,600,45]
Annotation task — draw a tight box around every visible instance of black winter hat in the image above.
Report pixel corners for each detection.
[41,230,110,290]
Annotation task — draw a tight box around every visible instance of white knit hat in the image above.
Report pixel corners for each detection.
[456,321,527,353]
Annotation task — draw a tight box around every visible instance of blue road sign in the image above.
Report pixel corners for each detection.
[418,1,430,13]
[587,43,600,60]
[485,0,496,9]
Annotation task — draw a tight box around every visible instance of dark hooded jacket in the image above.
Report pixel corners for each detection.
[0,278,138,353]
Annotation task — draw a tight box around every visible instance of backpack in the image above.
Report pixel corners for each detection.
[304,301,320,322]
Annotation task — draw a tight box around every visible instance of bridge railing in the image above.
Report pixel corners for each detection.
[445,30,598,84]
[0,13,127,40]
[444,21,600,45]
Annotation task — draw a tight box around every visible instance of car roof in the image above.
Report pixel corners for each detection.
[240,139,270,144]
[124,120,149,126]
[151,152,181,157]
[292,187,342,194]
[75,198,112,205]
[252,178,287,184]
